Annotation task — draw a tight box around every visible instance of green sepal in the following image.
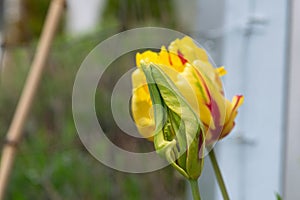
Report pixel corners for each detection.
[141,62,205,180]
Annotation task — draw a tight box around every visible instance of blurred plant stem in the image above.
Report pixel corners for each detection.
[189,179,201,200]
[209,149,230,200]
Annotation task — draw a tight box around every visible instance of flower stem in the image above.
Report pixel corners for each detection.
[209,149,230,200]
[189,179,201,200]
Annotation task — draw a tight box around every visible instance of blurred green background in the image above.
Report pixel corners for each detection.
[0,0,187,199]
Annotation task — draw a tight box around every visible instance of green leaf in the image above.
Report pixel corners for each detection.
[275,193,282,200]
[141,63,205,180]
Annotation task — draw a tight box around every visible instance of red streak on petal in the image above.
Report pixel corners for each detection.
[168,54,173,65]
[233,95,243,111]
[177,50,188,65]
[214,95,243,140]
[193,67,211,103]
[220,95,243,133]
[193,67,223,143]
[207,98,223,142]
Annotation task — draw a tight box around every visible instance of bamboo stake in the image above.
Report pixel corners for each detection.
[0,0,65,198]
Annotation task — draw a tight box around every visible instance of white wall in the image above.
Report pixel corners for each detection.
[219,0,288,199]
[284,0,300,199]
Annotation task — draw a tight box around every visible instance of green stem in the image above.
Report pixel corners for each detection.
[209,149,230,200]
[189,179,201,200]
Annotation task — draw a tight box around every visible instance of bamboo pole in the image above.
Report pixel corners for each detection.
[0,0,65,199]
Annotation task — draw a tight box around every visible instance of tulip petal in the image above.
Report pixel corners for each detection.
[168,37,209,63]
[131,68,156,139]
[221,95,244,138]
[216,66,227,77]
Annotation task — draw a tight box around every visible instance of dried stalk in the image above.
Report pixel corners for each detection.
[0,0,65,199]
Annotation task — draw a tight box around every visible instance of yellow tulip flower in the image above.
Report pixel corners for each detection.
[132,36,243,145]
